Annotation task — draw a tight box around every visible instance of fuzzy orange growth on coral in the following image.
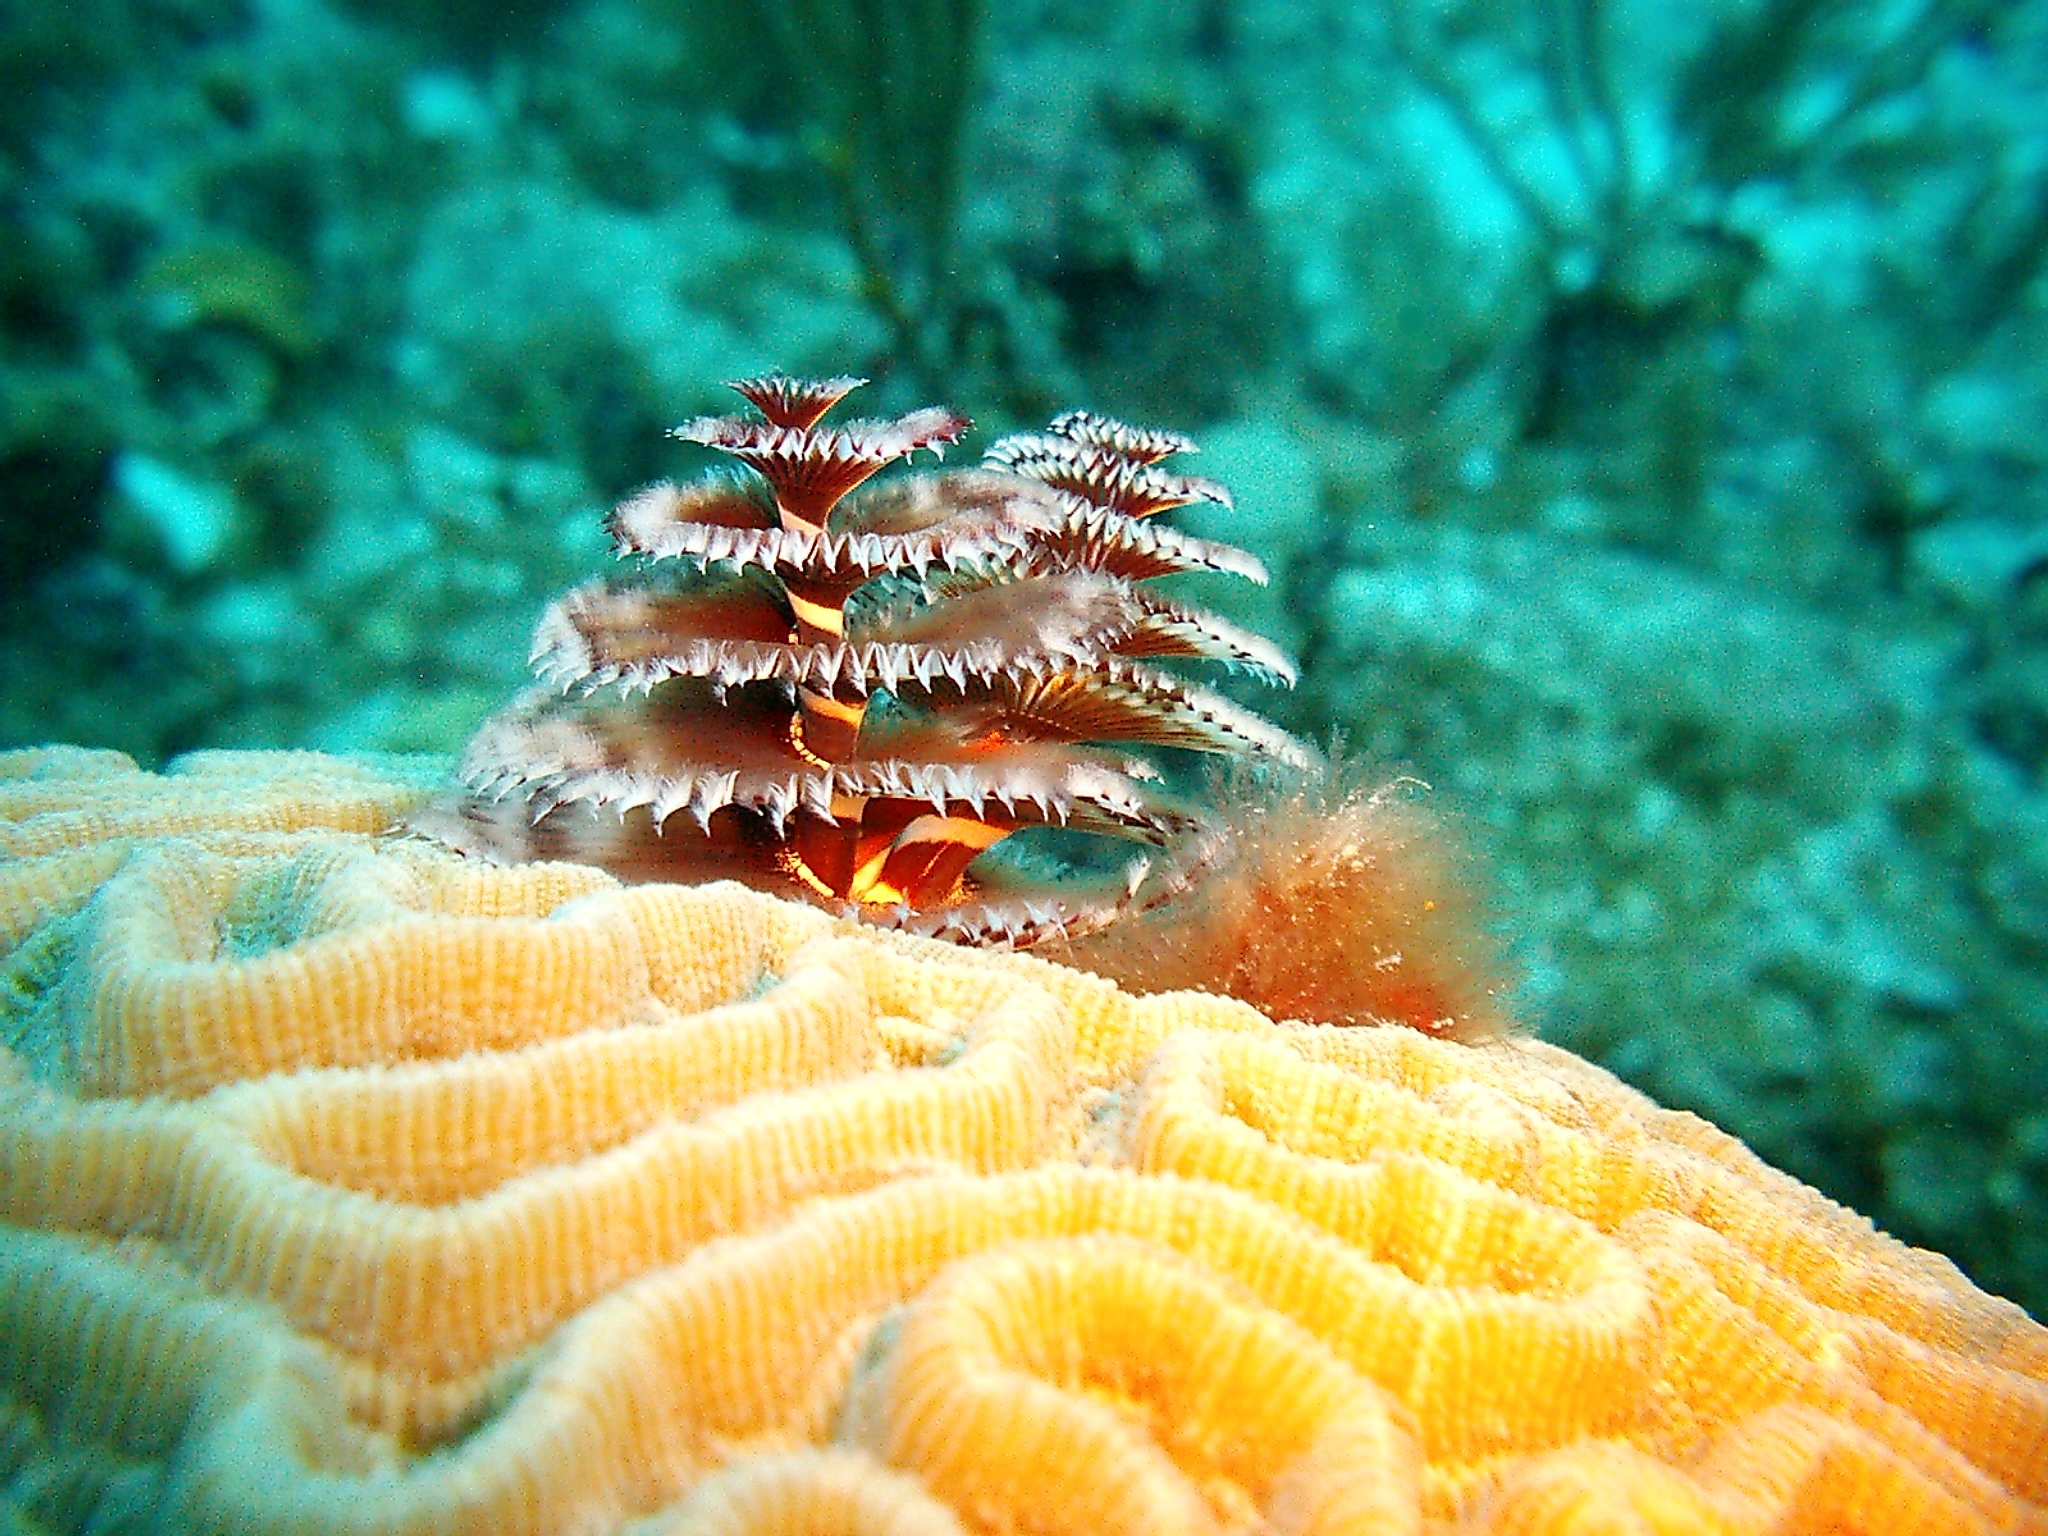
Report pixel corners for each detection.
[423,375,1312,947]
[1066,769,1510,1040]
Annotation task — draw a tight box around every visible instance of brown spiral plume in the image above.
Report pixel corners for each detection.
[417,375,1312,946]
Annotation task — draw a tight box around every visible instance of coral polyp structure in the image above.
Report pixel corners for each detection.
[427,375,1309,945]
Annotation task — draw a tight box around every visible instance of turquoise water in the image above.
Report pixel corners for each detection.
[2,0,2043,1316]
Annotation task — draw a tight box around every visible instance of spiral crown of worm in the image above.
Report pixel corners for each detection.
[429,374,1310,946]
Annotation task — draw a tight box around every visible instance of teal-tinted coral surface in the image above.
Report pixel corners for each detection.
[3,0,2044,1321]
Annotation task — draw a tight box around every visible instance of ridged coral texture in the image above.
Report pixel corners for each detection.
[2,745,2044,1535]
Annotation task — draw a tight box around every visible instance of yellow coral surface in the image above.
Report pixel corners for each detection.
[1,746,2043,1535]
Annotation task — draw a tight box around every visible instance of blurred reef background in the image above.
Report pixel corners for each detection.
[4,0,2046,1317]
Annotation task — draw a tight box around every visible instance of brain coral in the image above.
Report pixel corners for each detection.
[1,745,2043,1535]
